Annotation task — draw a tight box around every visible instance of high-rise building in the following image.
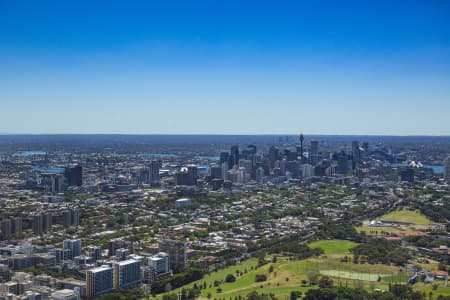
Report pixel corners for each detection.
[148,252,170,275]
[335,151,350,174]
[0,264,11,283]
[63,239,82,260]
[352,141,361,169]
[209,164,222,180]
[444,156,450,183]
[230,145,240,167]
[400,168,415,183]
[219,152,230,167]
[149,160,161,186]
[112,259,141,289]
[86,265,114,299]
[86,246,102,261]
[310,140,319,166]
[115,248,130,261]
[43,212,53,232]
[108,238,127,257]
[268,146,279,168]
[11,217,22,235]
[71,208,80,227]
[159,240,187,273]
[65,165,83,187]
[32,213,44,235]
[0,219,12,237]
[176,165,197,186]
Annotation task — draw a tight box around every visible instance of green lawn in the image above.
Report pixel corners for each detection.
[152,240,445,300]
[309,239,358,255]
[379,210,433,225]
[355,225,402,236]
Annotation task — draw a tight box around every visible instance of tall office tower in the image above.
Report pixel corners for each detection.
[256,167,265,183]
[11,217,22,235]
[242,145,257,166]
[0,219,11,237]
[268,146,279,168]
[112,259,141,289]
[159,240,187,273]
[362,142,369,152]
[230,145,240,167]
[285,161,301,178]
[187,165,198,185]
[65,165,83,187]
[335,151,350,174]
[149,160,161,186]
[209,164,222,179]
[63,239,82,259]
[310,140,319,166]
[53,174,65,194]
[86,265,114,299]
[444,156,450,183]
[219,152,230,167]
[352,141,361,169]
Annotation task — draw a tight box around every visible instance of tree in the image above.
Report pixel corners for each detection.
[225,274,236,283]
[318,276,334,289]
[307,271,319,286]
[290,291,302,300]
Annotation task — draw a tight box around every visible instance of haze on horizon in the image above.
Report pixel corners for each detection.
[1,1,450,136]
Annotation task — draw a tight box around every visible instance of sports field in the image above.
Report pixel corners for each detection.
[379,209,432,225]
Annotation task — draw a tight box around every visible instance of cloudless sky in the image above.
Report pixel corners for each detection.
[1,0,450,135]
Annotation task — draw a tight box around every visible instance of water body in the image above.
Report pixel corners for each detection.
[138,153,178,158]
[33,166,65,173]
[194,155,220,161]
[392,163,444,174]
[14,151,47,156]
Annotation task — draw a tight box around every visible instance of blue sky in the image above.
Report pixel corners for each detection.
[1,0,450,135]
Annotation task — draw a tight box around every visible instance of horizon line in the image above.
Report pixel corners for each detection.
[1,133,450,138]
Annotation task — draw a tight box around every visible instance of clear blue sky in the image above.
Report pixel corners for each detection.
[1,0,449,135]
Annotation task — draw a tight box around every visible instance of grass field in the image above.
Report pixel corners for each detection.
[309,240,358,255]
[355,225,402,236]
[154,240,428,300]
[379,209,433,225]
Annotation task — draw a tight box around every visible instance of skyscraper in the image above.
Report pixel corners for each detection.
[310,140,319,166]
[352,141,361,169]
[149,160,161,186]
[444,155,450,183]
[65,165,83,187]
[268,146,279,168]
[230,145,240,167]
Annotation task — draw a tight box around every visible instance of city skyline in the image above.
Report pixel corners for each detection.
[1,1,450,135]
